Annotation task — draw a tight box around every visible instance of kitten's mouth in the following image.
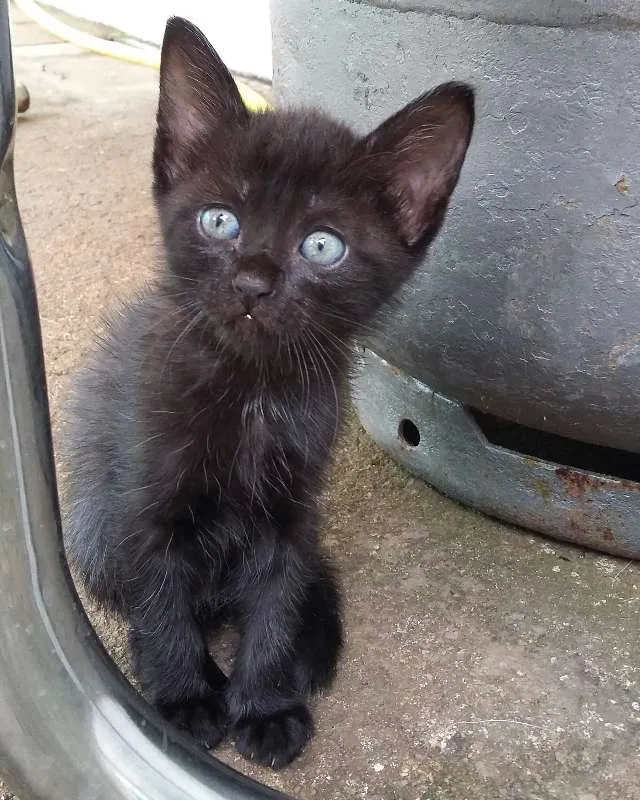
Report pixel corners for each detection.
[229,309,265,332]
[224,307,272,338]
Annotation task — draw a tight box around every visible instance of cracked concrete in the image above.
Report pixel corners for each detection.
[2,8,639,800]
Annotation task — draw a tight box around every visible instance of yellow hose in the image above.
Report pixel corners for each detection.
[12,0,270,112]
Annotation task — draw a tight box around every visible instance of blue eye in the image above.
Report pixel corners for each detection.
[300,230,346,266]
[199,206,240,240]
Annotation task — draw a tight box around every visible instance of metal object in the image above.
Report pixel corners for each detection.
[355,349,640,559]
[0,3,289,797]
[272,0,640,556]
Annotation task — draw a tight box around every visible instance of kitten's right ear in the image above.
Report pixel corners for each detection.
[153,17,249,195]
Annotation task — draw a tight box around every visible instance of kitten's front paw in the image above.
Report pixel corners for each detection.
[159,693,228,750]
[233,705,314,768]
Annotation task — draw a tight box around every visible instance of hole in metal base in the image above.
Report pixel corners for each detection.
[399,418,421,447]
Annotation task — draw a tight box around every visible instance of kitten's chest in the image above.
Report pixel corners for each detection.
[173,392,296,502]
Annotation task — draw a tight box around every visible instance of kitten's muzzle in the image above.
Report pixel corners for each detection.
[231,258,280,313]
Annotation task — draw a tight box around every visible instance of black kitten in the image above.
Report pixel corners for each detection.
[64,16,473,768]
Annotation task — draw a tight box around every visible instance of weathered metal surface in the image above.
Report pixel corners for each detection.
[272,0,640,453]
[353,349,640,558]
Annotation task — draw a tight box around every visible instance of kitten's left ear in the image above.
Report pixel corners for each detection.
[362,82,475,246]
[153,16,249,194]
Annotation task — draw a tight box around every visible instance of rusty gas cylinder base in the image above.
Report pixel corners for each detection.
[353,349,640,560]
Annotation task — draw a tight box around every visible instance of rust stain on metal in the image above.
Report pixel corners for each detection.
[555,467,596,498]
[565,509,619,548]
[555,467,640,497]
[502,494,636,558]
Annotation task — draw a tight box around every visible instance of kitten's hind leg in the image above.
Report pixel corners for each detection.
[124,526,229,750]
[64,498,123,612]
[228,548,342,768]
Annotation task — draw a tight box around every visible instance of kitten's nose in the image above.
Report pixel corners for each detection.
[232,272,274,307]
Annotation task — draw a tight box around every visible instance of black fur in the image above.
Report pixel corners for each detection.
[64,16,474,768]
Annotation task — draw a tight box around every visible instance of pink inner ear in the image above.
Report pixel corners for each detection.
[179,104,209,150]
[162,55,213,145]
[394,161,448,246]
[401,170,430,243]
[156,22,249,187]
[364,82,474,246]
[389,135,471,245]
[159,94,209,182]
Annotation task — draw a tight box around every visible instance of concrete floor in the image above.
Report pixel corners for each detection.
[2,9,640,800]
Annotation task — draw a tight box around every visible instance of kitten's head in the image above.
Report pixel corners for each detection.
[153,17,474,363]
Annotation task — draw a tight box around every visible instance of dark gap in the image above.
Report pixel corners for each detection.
[468,408,640,483]
[398,418,421,447]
